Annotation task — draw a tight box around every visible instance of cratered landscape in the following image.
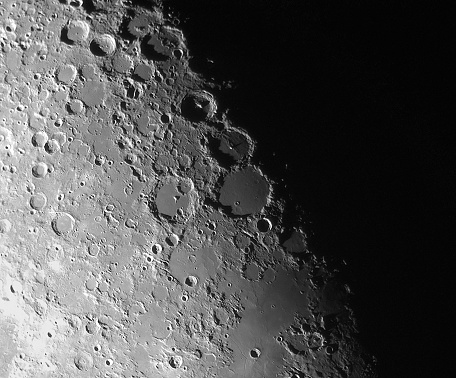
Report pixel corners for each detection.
[6,0,451,377]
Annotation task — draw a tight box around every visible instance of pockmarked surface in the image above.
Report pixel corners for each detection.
[0,1,377,377]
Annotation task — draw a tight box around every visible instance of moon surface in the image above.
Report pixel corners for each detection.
[0,1,377,378]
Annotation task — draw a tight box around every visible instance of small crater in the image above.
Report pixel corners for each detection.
[51,132,67,146]
[31,131,48,147]
[325,344,338,355]
[180,91,217,122]
[44,139,60,154]
[51,213,75,236]
[74,352,93,371]
[68,99,84,114]
[173,49,184,59]
[127,14,154,38]
[160,113,172,123]
[90,34,116,56]
[29,192,47,211]
[112,53,133,73]
[56,64,77,84]
[219,128,253,162]
[166,233,179,247]
[66,20,90,43]
[134,63,155,81]
[81,79,106,107]
[169,355,183,369]
[31,162,48,178]
[85,278,98,291]
[250,348,261,358]
[307,332,324,349]
[0,219,12,234]
[87,243,100,257]
[85,321,98,335]
[256,218,272,232]
[184,275,198,287]
[151,243,162,254]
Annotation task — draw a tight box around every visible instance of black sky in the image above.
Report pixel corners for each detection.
[165,1,453,375]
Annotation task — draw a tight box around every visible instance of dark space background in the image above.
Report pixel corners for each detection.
[162,1,453,376]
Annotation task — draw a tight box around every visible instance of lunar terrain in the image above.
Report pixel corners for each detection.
[1,1,377,377]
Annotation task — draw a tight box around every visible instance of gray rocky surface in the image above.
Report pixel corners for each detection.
[0,1,377,377]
